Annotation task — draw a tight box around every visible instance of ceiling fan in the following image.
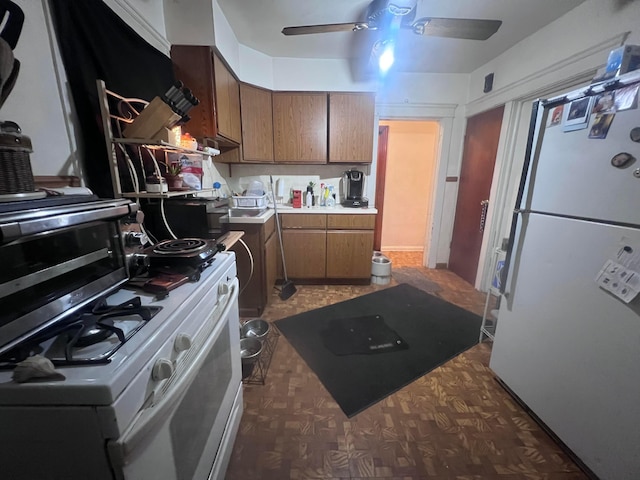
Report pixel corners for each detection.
[282,0,502,41]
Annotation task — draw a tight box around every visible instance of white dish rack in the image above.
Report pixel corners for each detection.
[231,193,268,209]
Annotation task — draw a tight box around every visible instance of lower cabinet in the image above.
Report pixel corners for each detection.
[226,216,276,317]
[326,230,374,278]
[282,230,327,278]
[280,213,375,283]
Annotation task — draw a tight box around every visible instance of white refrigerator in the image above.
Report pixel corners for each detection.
[490,70,640,480]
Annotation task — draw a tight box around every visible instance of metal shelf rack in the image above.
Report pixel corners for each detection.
[96,79,220,201]
[480,247,504,342]
[242,325,280,385]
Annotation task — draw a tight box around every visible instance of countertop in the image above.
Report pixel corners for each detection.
[220,204,377,224]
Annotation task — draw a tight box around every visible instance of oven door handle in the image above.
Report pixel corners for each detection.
[0,203,134,243]
[107,277,239,466]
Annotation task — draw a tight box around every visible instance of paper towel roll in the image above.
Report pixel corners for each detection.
[276,178,285,198]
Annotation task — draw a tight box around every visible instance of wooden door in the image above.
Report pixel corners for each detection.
[448,105,504,284]
[373,125,389,251]
[328,92,375,163]
[240,83,274,162]
[272,92,327,163]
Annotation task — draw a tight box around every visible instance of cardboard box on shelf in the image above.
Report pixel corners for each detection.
[167,153,203,190]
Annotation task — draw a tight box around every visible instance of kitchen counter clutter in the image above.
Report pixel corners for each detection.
[220,204,378,224]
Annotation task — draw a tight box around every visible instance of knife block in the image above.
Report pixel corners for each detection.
[123,97,181,140]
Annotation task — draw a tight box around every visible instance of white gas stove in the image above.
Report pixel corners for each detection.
[0,251,242,480]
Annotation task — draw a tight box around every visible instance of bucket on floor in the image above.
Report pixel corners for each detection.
[371,254,391,285]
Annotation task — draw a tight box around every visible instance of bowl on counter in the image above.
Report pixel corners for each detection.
[240,319,270,340]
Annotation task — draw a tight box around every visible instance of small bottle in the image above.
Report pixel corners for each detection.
[306,189,312,208]
[326,186,336,207]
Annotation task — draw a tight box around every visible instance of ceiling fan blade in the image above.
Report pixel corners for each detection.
[411,18,502,40]
[282,22,370,36]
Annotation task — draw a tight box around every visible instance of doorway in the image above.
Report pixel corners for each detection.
[376,120,440,264]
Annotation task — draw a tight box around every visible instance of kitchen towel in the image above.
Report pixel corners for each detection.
[275,284,482,417]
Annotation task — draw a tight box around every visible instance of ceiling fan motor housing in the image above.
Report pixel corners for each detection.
[367,0,417,28]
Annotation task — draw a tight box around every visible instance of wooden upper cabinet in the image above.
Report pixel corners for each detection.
[272,92,327,163]
[170,45,241,146]
[213,54,242,144]
[240,83,274,163]
[328,92,375,163]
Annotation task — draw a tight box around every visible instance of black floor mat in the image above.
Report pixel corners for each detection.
[320,315,409,356]
[275,284,482,417]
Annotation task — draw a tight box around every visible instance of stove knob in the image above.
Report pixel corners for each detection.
[174,333,192,353]
[218,282,230,295]
[152,359,174,381]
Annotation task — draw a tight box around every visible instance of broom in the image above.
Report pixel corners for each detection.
[270,175,297,300]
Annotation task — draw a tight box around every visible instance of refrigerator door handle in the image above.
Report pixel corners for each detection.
[479,200,489,232]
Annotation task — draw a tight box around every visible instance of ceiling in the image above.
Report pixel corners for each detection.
[217,0,588,74]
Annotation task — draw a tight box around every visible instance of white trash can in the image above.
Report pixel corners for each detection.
[371,254,392,285]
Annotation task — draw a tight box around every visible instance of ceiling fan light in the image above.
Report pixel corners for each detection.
[378,42,395,73]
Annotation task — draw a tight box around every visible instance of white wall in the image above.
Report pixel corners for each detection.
[468,0,640,110]
[163,0,215,47]
[3,1,71,176]
[239,45,274,90]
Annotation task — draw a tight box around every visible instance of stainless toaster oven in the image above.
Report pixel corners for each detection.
[0,198,137,355]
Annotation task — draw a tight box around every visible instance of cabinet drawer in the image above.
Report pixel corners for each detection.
[327,214,375,230]
[281,214,327,229]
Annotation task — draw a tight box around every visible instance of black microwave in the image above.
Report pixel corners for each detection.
[0,198,136,355]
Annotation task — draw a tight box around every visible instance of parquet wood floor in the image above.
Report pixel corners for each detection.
[226,252,587,479]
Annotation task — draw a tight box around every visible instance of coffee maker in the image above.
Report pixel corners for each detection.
[341,169,369,208]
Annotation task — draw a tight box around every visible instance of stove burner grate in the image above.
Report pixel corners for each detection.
[0,296,162,368]
[153,238,208,255]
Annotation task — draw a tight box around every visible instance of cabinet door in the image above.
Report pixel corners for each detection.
[227,224,264,316]
[273,92,327,163]
[282,230,326,278]
[326,230,374,278]
[240,83,274,162]
[329,93,375,163]
[213,54,242,144]
[170,45,217,140]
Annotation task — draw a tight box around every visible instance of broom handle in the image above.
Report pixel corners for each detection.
[270,175,290,282]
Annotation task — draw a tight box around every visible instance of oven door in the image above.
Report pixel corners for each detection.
[107,277,241,480]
